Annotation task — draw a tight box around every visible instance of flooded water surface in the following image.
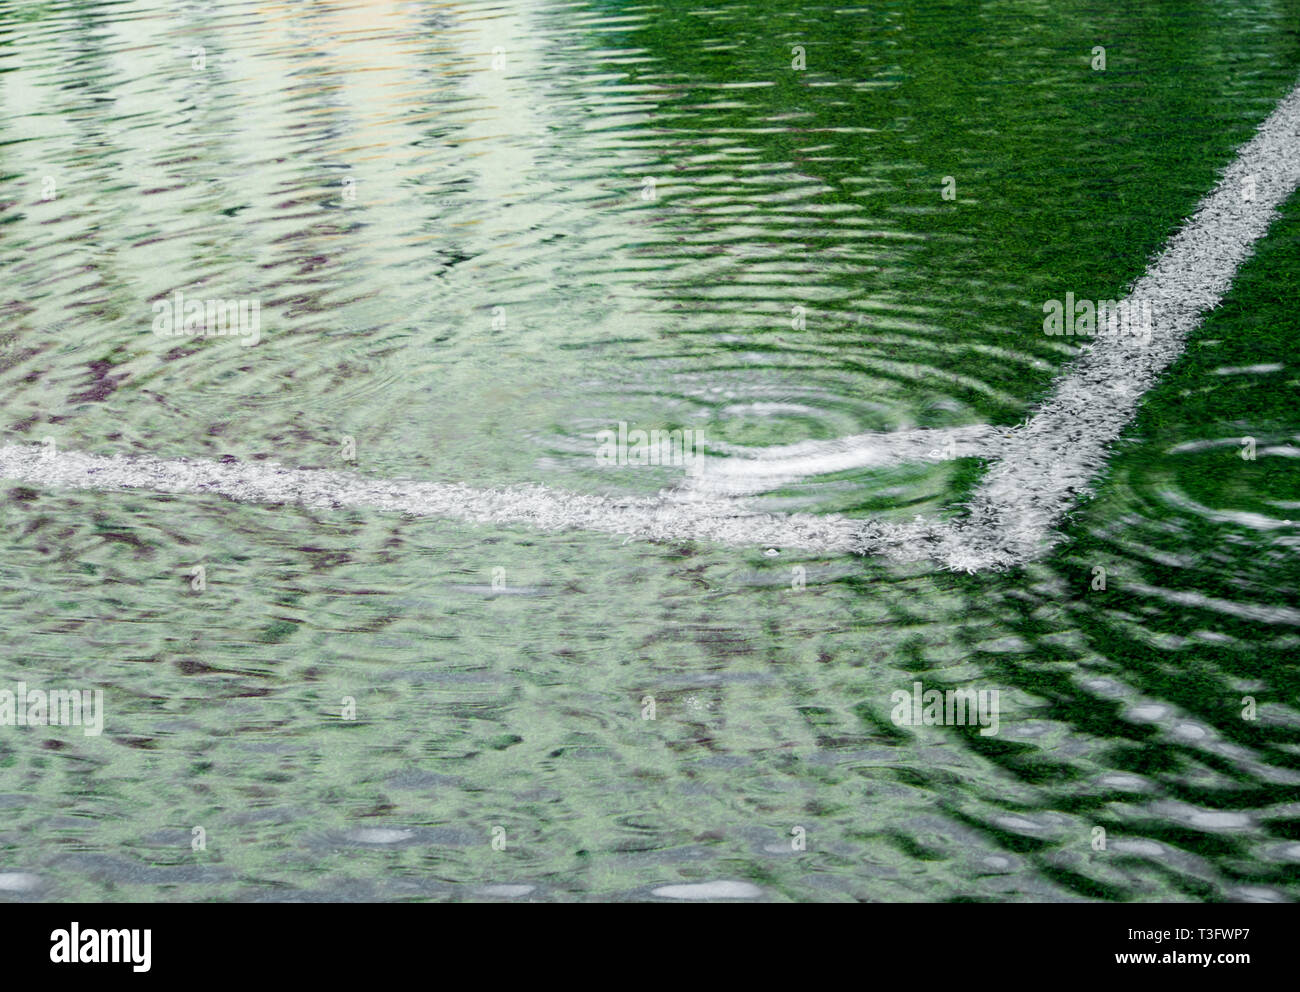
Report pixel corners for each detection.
[2,0,1300,901]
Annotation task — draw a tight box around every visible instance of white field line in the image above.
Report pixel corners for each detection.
[0,443,870,555]
[685,423,1006,496]
[944,76,1300,569]
[4,79,1300,570]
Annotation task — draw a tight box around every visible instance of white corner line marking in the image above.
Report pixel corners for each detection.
[5,78,1300,571]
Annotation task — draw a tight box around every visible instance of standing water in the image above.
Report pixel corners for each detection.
[2,0,1300,902]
